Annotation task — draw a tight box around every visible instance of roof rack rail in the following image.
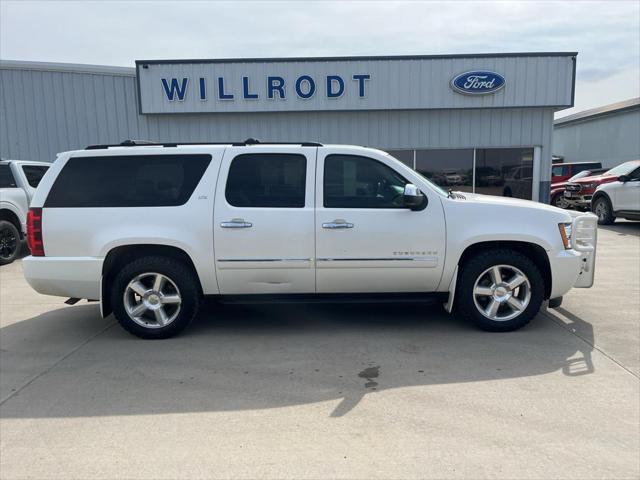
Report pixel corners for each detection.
[85,138,323,150]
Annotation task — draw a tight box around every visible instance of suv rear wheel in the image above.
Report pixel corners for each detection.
[111,256,200,339]
[0,220,21,266]
[455,249,544,331]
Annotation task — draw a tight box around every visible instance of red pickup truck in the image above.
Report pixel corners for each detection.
[563,160,640,210]
[552,162,602,184]
[550,168,607,208]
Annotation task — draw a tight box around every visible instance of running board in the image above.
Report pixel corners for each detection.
[211,292,448,305]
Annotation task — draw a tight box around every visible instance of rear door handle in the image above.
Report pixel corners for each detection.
[221,218,253,228]
[322,220,354,229]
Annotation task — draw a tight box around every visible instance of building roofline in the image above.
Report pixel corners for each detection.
[0,59,135,76]
[555,97,640,126]
[136,52,578,65]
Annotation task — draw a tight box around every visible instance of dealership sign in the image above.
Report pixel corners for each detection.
[134,58,545,114]
[160,74,371,102]
[450,71,505,95]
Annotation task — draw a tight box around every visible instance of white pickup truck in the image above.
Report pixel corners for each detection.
[0,160,50,265]
[23,140,598,339]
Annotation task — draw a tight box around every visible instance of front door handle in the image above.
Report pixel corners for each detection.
[322,219,354,229]
[221,218,253,228]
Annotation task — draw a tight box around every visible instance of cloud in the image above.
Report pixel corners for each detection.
[1,0,638,115]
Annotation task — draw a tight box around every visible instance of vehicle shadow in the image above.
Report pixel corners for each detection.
[0,300,595,419]
[599,221,640,237]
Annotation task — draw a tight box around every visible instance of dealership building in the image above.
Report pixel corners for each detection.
[554,97,640,169]
[0,52,577,202]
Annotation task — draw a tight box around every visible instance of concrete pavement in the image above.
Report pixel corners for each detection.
[0,224,638,479]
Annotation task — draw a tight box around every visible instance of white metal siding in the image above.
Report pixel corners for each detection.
[554,109,640,168]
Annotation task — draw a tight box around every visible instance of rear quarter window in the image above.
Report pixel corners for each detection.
[0,165,17,188]
[44,154,211,208]
[22,165,49,188]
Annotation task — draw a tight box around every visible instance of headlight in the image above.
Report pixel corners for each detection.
[558,222,572,249]
[582,183,596,189]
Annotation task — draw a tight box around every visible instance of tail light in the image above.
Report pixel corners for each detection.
[27,208,45,256]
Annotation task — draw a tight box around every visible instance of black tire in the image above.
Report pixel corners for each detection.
[551,194,567,209]
[592,195,615,225]
[454,249,545,332]
[0,220,21,266]
[111,256,200,339]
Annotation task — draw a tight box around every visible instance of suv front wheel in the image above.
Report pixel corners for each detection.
[455,249,545,331]
[111,256,200,339]
[592,195,615,225]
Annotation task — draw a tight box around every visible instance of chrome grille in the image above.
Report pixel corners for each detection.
[565,184,582,192]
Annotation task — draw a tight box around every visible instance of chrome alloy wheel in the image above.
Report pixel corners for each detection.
[594,200,609,221]
[472,265,531,322]
[123,272,182,328]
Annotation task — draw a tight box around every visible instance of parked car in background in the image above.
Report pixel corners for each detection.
[502,164,532,199]
[550,168,607,208]
[551,161,602,184]
[23,140,597,339]
[591,164,640,224]
[564,160,640,210]
[0,160,50,265]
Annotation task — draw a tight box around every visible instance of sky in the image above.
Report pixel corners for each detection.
[1,0,638,118]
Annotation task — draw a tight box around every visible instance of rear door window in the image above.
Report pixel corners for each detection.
[0,165,17,188]
[22,165,49,188]
[225,153,306,208]
[45,154,211,207]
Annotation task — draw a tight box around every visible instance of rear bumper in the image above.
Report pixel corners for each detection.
[23,256,102,300]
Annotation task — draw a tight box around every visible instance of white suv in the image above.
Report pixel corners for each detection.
[23,140,598,339]
[591,164,640,224]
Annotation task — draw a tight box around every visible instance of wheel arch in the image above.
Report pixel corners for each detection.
[0,208,24,238]
[457,240,552,300]
[591,190,611,209]
[100,244,203,318]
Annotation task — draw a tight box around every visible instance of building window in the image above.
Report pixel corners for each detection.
[385,147,535,200]
[476,148,533,199]
[415,149,474,193]
[385,149,414,168]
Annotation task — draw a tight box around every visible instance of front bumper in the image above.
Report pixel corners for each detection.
[23,256,103,300]
[549,213,598,298]
[563,191,593,207]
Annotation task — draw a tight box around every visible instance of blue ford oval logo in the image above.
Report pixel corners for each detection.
[451,71,505,95]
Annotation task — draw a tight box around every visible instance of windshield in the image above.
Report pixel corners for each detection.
[605,161,640,177]
[383,152,449,197]
[567,170,593,182]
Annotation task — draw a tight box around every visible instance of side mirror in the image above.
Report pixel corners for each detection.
[403,184,426,210]
[618,175,629,183]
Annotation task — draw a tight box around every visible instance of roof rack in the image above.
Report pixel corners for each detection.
[85,138,323,150]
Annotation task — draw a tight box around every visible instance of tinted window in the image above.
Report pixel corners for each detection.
[22,165,49,188]
[45,154,211,208]
[324,155,408,208]
[225,154,306,208]
[628,167,640,181]
[0,165,17,188]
